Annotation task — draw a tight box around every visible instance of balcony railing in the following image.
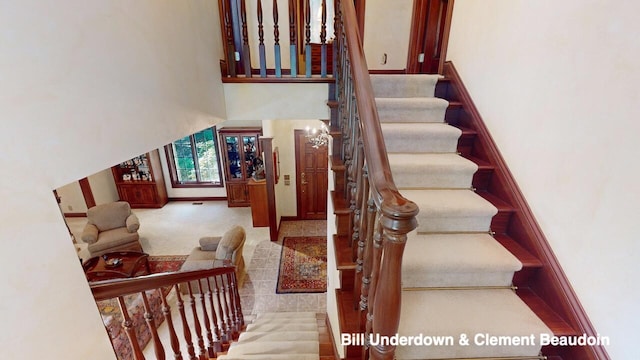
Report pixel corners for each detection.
[219,0,335,82]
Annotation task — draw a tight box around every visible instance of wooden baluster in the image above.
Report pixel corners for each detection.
[213,276,229,342]
[204,278,222,354]
[174,285,197,360]
[351,137,365,263]
[333,0,340,77]
[160,286,184,360]
[273,0,282,77]
[288,0,297,77]
[219,275,233,339]
[364,216,384,359]
[117,296,145,360]
[221,0,237,77]
[370,228,410,360]
[232,271,244,328]
[239,0,252,77]
[187,282,207,360]
[226,272,242,334]
[141,291,166,360]
[320,0,328,77]
[196,280,215,358]
[304,0,312,77]
[257,0,266,77]
[355,167,372,325]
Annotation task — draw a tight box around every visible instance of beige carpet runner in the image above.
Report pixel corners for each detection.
[372,74,552,359]
[216,312,319,360]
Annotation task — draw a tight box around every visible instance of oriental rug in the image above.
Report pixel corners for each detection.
[97,255,187,360]
[276,236,327,294]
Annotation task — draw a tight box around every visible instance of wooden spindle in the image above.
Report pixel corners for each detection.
[288,0,297,77]
[205,278,222,354]
[320,0,328,77]
[304,0,312,77]
[175,285,197,360]
[257,0,266,77]
[186,282,207,360]
[364,216,384,358]
[273,0,282,77]
[359,196,376,333]
[219,276,233,340]
[141,291,166,360]
[221,0,237,77]
[117,296,145,360]
[196,280,215,358]
[213,276,229,342]
[239,0,252,77]
[226,272,240,335]
[232,272,245,328]
[161,286,183,360]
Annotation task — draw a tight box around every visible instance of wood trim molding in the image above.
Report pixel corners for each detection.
[78,177,96,209]
[259,137,279,241]
[64,212,87,218]
[167,197,227,202]
[368,69,407,75]
[444,61,609,360]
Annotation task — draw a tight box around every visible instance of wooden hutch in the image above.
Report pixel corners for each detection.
[218,127,263,207]
[111,149,168,208]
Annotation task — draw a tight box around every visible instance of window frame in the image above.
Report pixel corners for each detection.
[164,127,224,188]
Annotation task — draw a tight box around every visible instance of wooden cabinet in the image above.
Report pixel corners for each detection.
[111,149,168,208]
[219,127,262,207]
[247,179,269,227]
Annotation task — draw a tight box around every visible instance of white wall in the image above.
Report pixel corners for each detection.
[363,0,413,70]
[0,0,226,358]
[88,169,119,205]
[56,181,88,214]
[447,1,640,358]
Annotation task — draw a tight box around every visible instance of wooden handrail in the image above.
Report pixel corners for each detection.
[336,1,419,359]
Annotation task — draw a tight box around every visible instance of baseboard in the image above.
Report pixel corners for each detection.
[64,212,86,217]
[443,61,609,360]
[280,216,300,222]
[325,314,342,360]
[167,197,227,202]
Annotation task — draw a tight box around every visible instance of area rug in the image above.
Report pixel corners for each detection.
[276,236,327,293]
[97,255,187,360]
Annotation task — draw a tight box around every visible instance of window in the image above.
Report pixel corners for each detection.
[164,127,223,187]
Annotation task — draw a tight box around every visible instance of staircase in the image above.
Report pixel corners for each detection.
[217,312,320,360]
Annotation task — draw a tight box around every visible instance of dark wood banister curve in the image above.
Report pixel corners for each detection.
[337,1,419,359]
[90,266,236,301]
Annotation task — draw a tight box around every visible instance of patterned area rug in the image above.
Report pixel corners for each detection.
[97,255,187,360]
[276,236,327,293]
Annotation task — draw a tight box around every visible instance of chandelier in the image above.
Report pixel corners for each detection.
[305,124,330,148]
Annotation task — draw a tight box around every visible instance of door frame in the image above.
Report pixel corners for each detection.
[406,0,455,74]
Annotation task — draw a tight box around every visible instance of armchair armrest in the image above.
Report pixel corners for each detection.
[199,236,222,251]
[81,224,99,244]
[126,213,140,232]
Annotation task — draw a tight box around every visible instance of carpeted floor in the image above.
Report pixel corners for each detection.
[276,236,327,294]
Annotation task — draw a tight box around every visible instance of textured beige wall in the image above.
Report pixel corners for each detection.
[447,1,640,358]
[0,0,226,358]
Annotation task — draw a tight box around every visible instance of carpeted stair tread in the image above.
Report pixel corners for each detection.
[245,322,318,332]
[382,123,462,153]
[402,233,522,288]
[225,340,319,356]
[376,97,449,123]
[371,74,441,98]
[389,153,477,189]
[400,189,498,233]
[238,331,319,342]
[396,289,552,359]
[217,355,319,360]
[256,312,316,319]
[250,317,318,326]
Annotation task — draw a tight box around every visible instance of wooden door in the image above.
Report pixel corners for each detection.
[407,0,454,74]
[295,130,328,220]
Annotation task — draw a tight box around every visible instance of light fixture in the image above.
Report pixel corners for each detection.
[305,124,330,148]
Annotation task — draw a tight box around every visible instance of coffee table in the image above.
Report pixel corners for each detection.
[83,251,150,282]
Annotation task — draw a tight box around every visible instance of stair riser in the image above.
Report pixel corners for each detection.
[383,132,460,153]
[371,74,440,98]
[415,215,493,233]
[377,99,449,123]
[392,166,475,189]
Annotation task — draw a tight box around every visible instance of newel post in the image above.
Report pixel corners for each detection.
[368,205,417,360]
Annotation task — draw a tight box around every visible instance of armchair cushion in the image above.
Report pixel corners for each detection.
[199,236,222,251]
[81,223,99,244]
[88,227,140,253]
[126,213,140,232]
[216,226,245,261]
[88,201,133,231]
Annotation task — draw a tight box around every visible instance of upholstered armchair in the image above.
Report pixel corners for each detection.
[81,201,143,257]
[180,225,246,292]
